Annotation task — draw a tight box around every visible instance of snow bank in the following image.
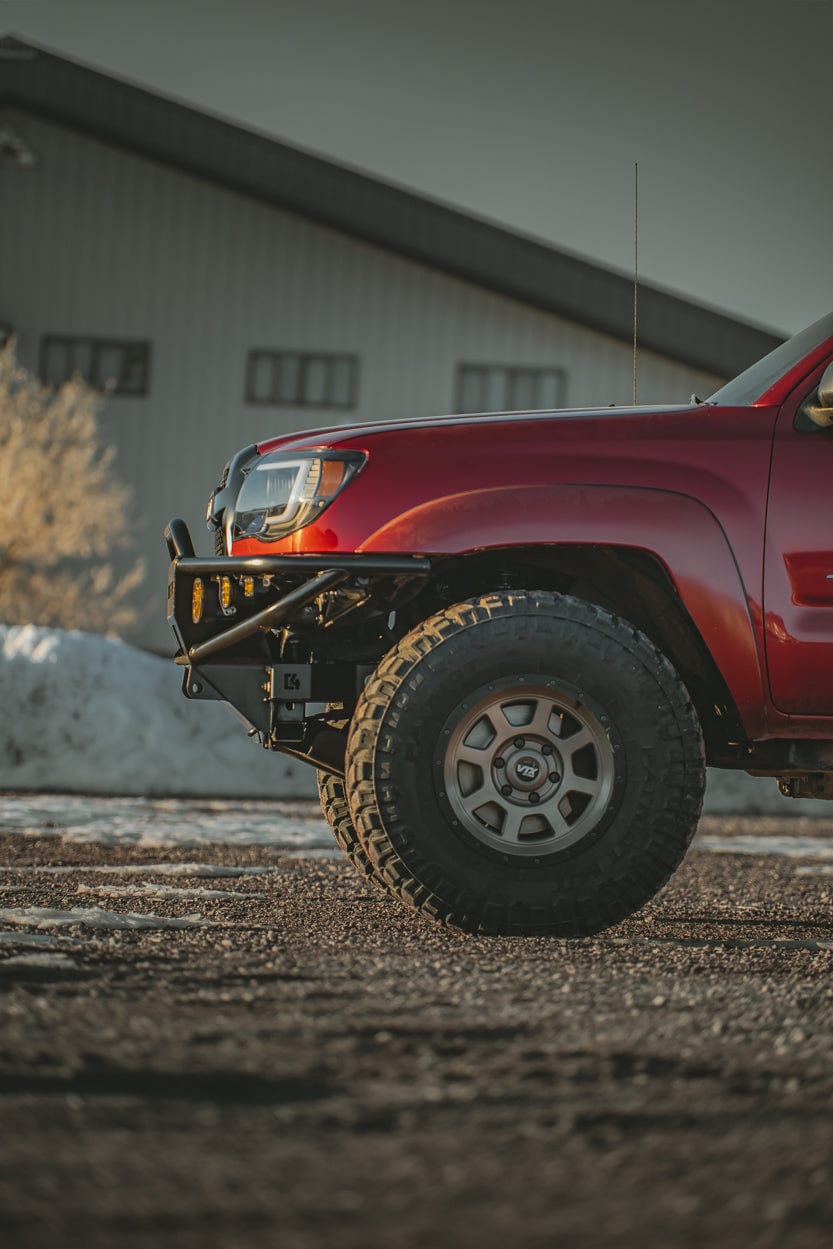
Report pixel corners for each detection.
[0,623,827,813]
[0,624,316,799]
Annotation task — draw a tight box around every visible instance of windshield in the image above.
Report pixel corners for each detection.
[709,310,833,406]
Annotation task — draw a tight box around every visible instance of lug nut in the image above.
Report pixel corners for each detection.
[500,784,513,797]
[549,772,560,783]
[514,737,526,748]
[494,757,505,769]
[541,743,553,756]
[529,792,540,805]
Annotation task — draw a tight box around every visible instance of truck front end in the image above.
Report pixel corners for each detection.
[166,439,431,775]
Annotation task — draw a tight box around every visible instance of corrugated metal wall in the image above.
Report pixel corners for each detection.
[1,111,725,649]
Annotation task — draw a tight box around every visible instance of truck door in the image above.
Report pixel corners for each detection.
[764,368,833,714]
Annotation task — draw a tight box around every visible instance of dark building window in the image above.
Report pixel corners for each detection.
[246,350,358,409]
[456,364,567,414]
[40,335,151,396]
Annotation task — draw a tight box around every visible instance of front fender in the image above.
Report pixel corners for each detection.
[361,483,766,737]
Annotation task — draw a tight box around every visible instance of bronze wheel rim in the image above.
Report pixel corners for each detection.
[442,683,615,857]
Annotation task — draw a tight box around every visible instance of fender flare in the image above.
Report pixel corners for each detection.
[360,483,765,736]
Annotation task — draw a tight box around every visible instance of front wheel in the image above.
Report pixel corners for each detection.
[345,591,705,936]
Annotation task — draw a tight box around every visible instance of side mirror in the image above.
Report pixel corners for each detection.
[804,361,833,429]
[818,361,833,408]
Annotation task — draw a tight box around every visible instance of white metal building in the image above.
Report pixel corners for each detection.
[0,38,782,650]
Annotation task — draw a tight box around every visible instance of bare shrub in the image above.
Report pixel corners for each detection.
[0,339,144,632]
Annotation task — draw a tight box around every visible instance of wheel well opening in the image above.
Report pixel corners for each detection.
[403,544,745,763]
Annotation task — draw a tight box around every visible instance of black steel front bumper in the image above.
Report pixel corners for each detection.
[165,518,431,773]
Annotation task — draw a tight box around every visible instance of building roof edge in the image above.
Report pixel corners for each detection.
[0,36,784,376]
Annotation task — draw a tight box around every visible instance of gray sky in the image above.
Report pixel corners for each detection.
[4,0,832,334]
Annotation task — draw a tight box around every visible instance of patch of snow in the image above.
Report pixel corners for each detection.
[606,935,833,952]
[1,952,80,970]
[75,883,257,900]
[0,859,276,876]
[0,792,332,848]
[0,929,75,947]
[0,624,317,799]
[0,905,207,929]
[696,835,833,858]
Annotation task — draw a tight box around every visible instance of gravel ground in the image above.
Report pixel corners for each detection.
[1,802,833,1249]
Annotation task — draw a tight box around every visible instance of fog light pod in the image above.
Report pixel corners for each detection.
[191,577,204,624]
[218,576,234,610]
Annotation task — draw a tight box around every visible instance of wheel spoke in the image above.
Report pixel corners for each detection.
[560,765,601,798]
[499,806,526,845]
[481,707,508,740]
[456,743,492,768]
[539,801,572,839]
[526,698,557,740]
[459,773,503,811]
[562,726,595,755]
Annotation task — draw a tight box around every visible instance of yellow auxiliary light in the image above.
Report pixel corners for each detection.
[219,576,234,610]
[191,577,204,624]
[242,576,255,598]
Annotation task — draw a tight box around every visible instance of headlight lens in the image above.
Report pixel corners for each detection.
[229,450,365,543]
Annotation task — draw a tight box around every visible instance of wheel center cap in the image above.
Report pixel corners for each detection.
[510,754,544,790]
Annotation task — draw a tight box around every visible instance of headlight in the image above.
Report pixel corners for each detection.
[228,449,365,543]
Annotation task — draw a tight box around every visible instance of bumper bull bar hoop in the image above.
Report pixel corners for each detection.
[187,568,349,664]
[166,517,432,664]
[166,518,433,773]
[174,553,433,576]
[164,517,195,560]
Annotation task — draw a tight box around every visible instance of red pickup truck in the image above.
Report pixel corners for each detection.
[166,310,833,936]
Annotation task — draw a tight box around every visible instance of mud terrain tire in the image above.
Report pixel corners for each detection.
[345,591,705,936]
[316,771,386,889]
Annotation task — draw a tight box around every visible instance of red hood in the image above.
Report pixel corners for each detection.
[256,404,699,455]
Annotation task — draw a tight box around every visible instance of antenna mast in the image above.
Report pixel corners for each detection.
[632,161,638,405]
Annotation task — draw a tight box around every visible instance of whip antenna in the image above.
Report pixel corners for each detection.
[632,161,638,405]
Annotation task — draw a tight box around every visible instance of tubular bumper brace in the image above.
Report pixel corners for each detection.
[165,518,431,773]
